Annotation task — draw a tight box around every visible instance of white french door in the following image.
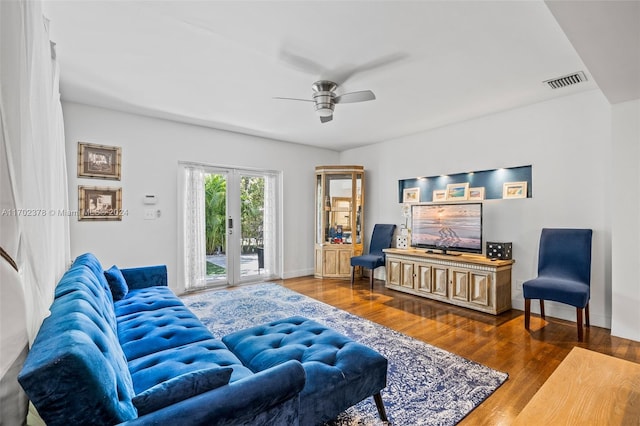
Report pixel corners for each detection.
[180,163,281,290]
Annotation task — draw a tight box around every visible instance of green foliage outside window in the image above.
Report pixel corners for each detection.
[205,174,226,255]
[204,174,265,256]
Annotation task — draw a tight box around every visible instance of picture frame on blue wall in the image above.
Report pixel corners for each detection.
[403,187,420,203]
[432,189,447,202]
[468,187,485,201]
[445,182,469,201]
[502,181,528,199]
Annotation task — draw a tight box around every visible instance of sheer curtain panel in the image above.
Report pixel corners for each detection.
[182,166,207,291]
[1,1,70,423]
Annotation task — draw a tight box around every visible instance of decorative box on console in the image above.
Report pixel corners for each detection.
[486,242,512,260]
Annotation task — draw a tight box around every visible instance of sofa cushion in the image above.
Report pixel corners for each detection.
[114,286,185,317]
[75,253,114,299]
[128,338,253,393]
[116,289,216,361]
[55,262,118,335]
[104,265,128,301]
[132,366,232,415]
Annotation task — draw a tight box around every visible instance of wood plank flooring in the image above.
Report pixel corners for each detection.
[271,276,640,425]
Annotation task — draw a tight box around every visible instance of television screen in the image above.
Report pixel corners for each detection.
[411,203,483,254]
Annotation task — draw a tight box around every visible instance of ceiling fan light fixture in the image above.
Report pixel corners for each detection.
[275,79,374,123]
[316,107,333,117]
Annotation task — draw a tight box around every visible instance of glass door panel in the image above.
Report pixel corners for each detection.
[204,171,228,285]
[239,174,265,280]
[190,166,280,287]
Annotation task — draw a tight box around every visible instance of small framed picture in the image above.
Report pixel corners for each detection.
[445,182,469,201]
[432,189,447,202]
[468,187,485,201]
[503,181,528,199]
[403,187,420,203]
[78,186,123,221]
[78,142,121,180]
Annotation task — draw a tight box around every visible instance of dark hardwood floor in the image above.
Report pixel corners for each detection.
[270,275,640,425]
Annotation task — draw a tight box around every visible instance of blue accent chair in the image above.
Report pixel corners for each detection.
[523,228,593,341]
[350,224,396,289]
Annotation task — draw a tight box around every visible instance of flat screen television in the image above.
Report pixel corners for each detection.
[411,203,483,255]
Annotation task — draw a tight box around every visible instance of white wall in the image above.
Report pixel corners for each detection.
[341,90,614,328]
[611,99,640,341]
[63,91,638,338]
[63,102,339,292]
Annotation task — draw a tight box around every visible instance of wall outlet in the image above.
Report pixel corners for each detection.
[515,279,524,291]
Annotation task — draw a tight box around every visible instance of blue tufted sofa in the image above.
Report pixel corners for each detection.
[18,253,388,425]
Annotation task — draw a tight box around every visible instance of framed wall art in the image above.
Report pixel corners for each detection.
[468,187,485,201]
[78,142,121,180]
[78,186,123,221]
[445,182,469,201]
[402,187,420,203]
[503,181,528,199]
[432,189,447,202]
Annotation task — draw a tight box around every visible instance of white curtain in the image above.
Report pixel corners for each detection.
[182,166,207,290]
[1,0,70,423]
[262,172,277,276]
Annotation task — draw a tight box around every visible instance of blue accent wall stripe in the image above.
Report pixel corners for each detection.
[399,165,532,202]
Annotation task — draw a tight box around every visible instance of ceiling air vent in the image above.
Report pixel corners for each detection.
[544,71,587,89]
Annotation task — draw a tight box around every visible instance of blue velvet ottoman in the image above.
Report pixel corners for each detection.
[222,316,388,425]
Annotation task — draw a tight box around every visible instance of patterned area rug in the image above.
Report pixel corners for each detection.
[182,283,508,425]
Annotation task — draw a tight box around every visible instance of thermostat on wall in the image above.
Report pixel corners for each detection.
[143,194,157,205]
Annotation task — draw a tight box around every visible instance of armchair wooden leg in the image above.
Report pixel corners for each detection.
[577,307,584,342]
[369,269,374,289]
[350,267,355,286]
[539,300,545,319]
[585,303,590,327]
[373,392,388,422]
[524,299,531,330]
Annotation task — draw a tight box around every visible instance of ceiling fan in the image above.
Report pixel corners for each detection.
[274,80,376,123]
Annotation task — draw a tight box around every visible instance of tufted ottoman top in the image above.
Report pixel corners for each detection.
[222,316,387,397]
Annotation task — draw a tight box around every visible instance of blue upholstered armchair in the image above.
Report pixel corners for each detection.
[523,228,593,341]
[350,224,396,289]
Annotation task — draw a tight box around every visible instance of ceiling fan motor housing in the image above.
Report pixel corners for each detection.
[312,80,337,117]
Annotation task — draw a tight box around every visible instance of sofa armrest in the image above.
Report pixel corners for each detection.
[120,265,167,290]
[120,360,306,426]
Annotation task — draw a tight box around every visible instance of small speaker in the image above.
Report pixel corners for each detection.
[486,242,512,260]
[396,235,408,249]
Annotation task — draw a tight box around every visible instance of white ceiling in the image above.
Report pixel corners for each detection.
[42,1,637,152]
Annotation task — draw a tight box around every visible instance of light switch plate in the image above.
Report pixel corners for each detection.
[144,209,156,220]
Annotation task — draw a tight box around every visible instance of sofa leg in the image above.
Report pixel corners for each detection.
[373,392,388,422]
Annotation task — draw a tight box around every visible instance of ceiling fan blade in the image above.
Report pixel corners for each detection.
[331,52,409,84]
[279,49,326,76]
[273,96,314,102]
[320,115,333,123]
[335,90,376,104]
